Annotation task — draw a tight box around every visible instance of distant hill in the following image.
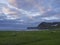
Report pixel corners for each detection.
[27,22,60,30]
[38,22,60,29]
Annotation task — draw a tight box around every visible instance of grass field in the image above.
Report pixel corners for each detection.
[0,30,60,45]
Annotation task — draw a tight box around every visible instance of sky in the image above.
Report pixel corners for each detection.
[0,0,60,30]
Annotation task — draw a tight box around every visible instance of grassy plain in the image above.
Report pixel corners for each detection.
[0,30,60,45]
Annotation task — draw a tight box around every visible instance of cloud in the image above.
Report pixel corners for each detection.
[25,0,46,14]
[7,0,54,20]
[2,6,20,20]
[2,7,10,14]
[8,0,17,7]
[42,16,59,20]
[0,0,7,3]
[0,0,60,23]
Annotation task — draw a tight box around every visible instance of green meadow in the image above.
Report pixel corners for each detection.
[0,30,60,45]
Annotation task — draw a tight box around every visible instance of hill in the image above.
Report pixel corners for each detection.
[38,22,60,29]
